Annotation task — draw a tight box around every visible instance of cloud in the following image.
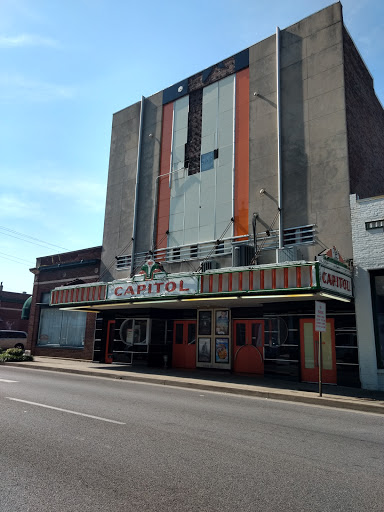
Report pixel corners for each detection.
[40,178,106,213]
[0,193,43,219]
[0,33,59,48]
[0,73,75,102]
[3,171,106,214]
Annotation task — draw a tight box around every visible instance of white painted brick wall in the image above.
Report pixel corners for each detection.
[350,194,384,390]
[350,194,384,269]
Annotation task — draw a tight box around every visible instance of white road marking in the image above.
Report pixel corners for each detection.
[5,397,126,425]
[0,379,18,383]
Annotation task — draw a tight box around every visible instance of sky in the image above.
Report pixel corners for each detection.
[1,0,384,294]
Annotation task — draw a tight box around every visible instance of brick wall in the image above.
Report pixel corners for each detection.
[350,194,384,269]
[28,246,102,359]
[344,29,384,199]
[350,194,384,390]
[0,290,30,331]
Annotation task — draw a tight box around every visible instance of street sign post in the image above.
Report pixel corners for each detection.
[315,301,326,397]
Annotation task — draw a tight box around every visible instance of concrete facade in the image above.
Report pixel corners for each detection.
[101,2,384,282]
[47,3,384,387]
[350,194,384,390]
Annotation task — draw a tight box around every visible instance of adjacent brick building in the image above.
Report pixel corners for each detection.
[0,284,30,332]
[350,194,384,390]
[28,247,102,359]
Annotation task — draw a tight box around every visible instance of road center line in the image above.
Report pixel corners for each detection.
[5,397,126,425]
[0,379,18,383]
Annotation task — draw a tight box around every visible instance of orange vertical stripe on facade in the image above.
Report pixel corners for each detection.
[218,274,223,292]
[234,67,249,237]
[260,270,265,290]
[284,268,288,289]
[156,102,174,252]
[228,273,233,292]
[272,269,276,289]
[296,267,302,288]
[239,272,243,291]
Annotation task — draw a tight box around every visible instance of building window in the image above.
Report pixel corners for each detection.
[116,255,132,270]
[215,242,224,255]
[371,271,384,368]
[283,225,315,246]
[37,309,86,348]
[173,247,180,260]
[366,219,384,232]
[190,245,198,258]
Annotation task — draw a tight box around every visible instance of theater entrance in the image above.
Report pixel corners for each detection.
[300,319,336,384]
[233,320,264,375]
[172,320,197,369]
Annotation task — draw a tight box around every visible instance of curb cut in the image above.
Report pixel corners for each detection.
[5,362,384,415]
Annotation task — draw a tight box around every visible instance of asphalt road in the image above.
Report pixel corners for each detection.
[1,366,383,512]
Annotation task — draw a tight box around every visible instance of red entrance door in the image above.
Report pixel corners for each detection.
[300,319,336,384]
[233,320,264,374]
[172,321,196,369]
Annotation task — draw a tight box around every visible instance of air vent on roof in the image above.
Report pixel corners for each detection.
[201,260,219,272]
[232,244,255,267]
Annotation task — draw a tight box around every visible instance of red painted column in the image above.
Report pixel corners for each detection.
[272,269,276,290]
[296,267,302,288]
[234,68,249,238]
[284,268,288,289]
[155,102,174,256]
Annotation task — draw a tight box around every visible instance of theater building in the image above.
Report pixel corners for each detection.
[49,3,384,387]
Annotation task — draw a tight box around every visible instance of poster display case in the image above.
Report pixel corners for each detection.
[197,309,231,369]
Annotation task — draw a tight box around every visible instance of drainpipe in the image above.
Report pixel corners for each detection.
[131,96,145,276]
[276,27,283,252]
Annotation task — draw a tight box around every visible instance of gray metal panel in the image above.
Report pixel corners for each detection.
[169,212,184,232]
[218,75,235,113]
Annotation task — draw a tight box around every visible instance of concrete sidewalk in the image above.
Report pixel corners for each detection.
[4,356,384,415]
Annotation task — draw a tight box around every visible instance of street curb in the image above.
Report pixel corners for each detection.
[5,362,384,415]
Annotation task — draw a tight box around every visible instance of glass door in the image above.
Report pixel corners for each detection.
[300,319,336,384]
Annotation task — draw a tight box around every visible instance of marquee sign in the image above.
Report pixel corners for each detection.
[319,267,352,297]
[50,260,353,307]
[107,276,198,300]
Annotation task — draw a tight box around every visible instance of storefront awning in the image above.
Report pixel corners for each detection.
[21,295,32,319]
[49,258,353,311]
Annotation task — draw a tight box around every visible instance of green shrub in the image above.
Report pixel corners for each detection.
[6,348,23,356]
[0,348,33,362]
